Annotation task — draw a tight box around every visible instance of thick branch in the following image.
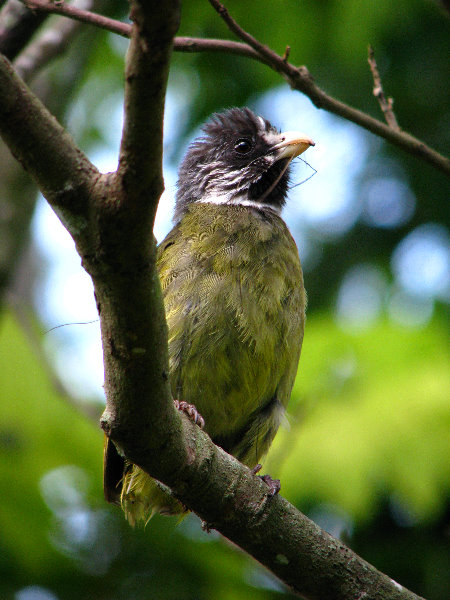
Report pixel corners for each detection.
[101,396,423,600]
[0,53,99,234]
[116,0,181,225]
[88,0,182,499]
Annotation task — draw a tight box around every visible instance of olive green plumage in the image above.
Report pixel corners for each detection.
[120,203,305,523]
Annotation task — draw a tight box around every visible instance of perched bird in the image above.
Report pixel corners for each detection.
[103,107,314,524]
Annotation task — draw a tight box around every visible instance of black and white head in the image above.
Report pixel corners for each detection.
[174,107,314,222]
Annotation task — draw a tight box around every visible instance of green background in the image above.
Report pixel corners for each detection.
[1,1,449,598]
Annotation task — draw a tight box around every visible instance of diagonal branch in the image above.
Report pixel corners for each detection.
[22,0,128,36]
[208,0,287,69]
[22,0,266,62]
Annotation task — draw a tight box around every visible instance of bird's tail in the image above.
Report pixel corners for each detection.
[121,464,186,526]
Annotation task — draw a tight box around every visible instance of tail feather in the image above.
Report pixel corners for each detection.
[121,464,186,526]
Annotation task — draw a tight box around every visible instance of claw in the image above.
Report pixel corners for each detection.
[260,474,281,497]
[251,464,281,497]
[174,399,205,429]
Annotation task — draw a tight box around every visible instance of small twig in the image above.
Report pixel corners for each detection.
[368,45,400,131]
[282,45,290,62]
[20,0,266,62]
[208,0,289,73]
[175,35,265,62]
[22,0,129,36]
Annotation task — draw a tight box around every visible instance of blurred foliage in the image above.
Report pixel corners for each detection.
[1,0,449,599]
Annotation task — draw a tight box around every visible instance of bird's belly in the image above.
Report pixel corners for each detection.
[166,280,301,442]
[158,204,305,456]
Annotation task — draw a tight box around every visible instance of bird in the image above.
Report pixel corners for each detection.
[103,107,315,525]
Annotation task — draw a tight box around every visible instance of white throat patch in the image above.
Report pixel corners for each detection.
[197,193,281,214]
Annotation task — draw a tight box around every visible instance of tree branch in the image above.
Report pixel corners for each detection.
[94,0,182,479]
[21,0,450,176]
[208,0,449,177]
[23,0,130,37]
[22,0,267,64]
[0,0,107,310]
[116,0,180,226]
[367,44,400,130]
[0,53,99,233]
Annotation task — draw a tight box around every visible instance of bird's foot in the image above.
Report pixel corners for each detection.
[174,400,205,429]
[251,464,281,497]
[251,464,263,475]
[260,474,281,497]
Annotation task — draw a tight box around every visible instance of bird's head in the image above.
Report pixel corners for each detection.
[174,107,314,222]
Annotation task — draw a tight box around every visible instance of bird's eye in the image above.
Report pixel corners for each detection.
[234,138,253,154]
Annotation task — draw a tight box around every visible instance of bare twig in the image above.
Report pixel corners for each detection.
[22,0,128,35]
[208,0,290,71]
[21,1,266,61]
[16,0,450,176]
[14,0,93,82]
[368,45,399,130]
[282,45,290,62]
[175,35,264,61]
